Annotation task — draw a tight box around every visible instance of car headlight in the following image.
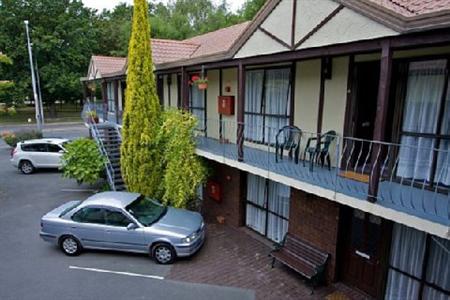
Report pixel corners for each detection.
[181,232,197,243]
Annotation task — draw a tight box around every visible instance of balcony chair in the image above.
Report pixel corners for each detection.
[275,125,302,164]
[303,130,337,171]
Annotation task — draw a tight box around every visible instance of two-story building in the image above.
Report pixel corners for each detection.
[82,1,450,298]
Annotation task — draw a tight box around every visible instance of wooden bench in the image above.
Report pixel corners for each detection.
[269,233,329,293]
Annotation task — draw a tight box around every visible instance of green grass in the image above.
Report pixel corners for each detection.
[0,105,83,124]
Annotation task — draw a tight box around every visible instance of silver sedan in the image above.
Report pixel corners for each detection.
[40,192,205,264]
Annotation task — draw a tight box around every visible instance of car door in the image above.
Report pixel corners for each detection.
[70,207,109,248]
[23,143,48,167]
[45,143,64,167]
[103,208,148,252]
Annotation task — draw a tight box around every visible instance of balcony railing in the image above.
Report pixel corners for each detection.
[196,118,450,226]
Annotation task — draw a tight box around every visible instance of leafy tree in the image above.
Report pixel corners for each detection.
[239,0,268,21]
[0,0,100,110]
[160,109,206,208]
[61,138,106,185]
[0,52,14,104]
[120,0,163,197]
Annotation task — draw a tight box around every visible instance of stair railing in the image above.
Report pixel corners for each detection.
[85,103,117,191]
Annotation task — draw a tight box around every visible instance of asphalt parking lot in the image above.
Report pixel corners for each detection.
[0,124,254,300]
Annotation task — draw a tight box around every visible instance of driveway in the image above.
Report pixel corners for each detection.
[0,127,253,300]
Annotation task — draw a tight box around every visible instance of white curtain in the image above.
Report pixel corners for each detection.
[426,237,450,292]
[397,60,446,183]
[436,87,450,186]
[266,180,290,242]
[264,68,291,144]
[190,86,205,130]
[245,70,264,141]
[385,224,426,300]
[246,174,266,235]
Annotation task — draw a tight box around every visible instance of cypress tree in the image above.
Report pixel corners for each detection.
[120,0,163,197]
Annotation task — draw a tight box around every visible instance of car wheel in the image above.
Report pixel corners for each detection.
[19,160,35,174]
[153,243,175,264]
[60,236,82,256]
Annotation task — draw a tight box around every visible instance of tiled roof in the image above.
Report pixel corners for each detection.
[185,22,250,58]
[92,55,126,76]
[367,0,450,17]
[151,39,199,64]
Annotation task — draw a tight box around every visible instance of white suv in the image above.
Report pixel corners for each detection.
[10,138,69,174]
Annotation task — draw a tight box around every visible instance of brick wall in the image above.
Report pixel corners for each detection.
[201,160,245,227]
[288,188,340,283]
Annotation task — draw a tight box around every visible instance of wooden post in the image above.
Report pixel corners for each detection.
[181,67,189,110]
[368,42,393,202]
[237,62,245,162]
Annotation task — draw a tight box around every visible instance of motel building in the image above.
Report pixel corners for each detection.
[81,0,450,299]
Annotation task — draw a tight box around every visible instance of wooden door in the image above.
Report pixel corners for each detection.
[340,209,388,298]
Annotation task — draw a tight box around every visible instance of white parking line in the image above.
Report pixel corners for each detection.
[61,189,96,192]
[69,266,164,280]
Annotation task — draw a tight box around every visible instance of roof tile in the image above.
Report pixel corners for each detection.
[367,0,450,17]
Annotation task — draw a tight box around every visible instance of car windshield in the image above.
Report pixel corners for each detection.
[125,196,167,226]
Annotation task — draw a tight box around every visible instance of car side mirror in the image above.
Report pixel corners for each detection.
[127,223,138,230]
[59,150,65,153]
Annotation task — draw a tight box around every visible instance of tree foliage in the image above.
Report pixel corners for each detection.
[0,52,14,102]
[160,109,206,208]
[120,0,163,198]
[61,138,106,185]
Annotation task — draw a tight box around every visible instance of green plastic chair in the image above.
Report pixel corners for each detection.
[303,130,337,171]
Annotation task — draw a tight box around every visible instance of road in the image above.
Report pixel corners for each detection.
[0,125,253,300]
[0,122,89,140]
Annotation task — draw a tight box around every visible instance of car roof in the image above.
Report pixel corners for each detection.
[21,138,68,145]
[80,192,141,209]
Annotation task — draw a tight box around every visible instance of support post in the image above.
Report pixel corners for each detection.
[368,41,393,202]
[237,63,245,162]
[181,67,189,110]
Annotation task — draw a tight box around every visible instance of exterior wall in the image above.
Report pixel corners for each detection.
[163,75,170,108]
[222,68,238,143]
[260,0,292,45]
[206,69,220,139]
[234,29,288,59]
[163,74,179,109]
[293,59,320,134]
[202,160,245,227]
[288,189,340,283]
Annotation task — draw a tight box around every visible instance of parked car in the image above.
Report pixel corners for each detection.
[40,192,205,264]
[10,138,68,174]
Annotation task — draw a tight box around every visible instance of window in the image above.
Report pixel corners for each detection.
[245,67,292,144]
[72,207,105,224]
[47,144,63,153]
[107,82,115,112]
[21,143,47,152]
[105,210,131,227]
[385,224,450,299]
[246,174,290,242]
[189,81,206,131]
[397,59,450,186]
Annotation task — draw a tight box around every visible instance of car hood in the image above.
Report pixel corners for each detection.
[149,207,203,237]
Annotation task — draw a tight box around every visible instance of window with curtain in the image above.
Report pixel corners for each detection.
[245,174,290,242]
[244,68,292,144]
[397,59,450,186]
[107,82,115,112]
[384,223,450,299]
[189,84,206,131]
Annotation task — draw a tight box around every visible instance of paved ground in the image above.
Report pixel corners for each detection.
[0,126,253,300]
[0,122,88,140]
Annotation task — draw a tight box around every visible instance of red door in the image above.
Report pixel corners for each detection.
[340,209,389,298]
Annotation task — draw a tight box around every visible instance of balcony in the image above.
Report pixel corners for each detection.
[196,119,450,235]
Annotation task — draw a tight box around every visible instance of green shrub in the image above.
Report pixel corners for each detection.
[61,138,106,185]
[0,130,42,147]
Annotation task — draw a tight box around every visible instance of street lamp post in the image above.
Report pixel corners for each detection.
[24,20,43,131]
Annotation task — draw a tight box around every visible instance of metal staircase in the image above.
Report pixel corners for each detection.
[84,104,125,191]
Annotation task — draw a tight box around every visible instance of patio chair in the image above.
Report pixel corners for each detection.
[275,125,302,164]
[303,130,337,171]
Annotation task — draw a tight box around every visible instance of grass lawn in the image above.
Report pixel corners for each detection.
[0,104,83,124]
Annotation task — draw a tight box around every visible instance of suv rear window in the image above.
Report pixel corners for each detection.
[21,143,47,152]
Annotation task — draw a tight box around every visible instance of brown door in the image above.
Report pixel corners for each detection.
[340,209,388,298]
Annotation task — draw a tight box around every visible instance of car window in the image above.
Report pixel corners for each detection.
[21,143,47,152]
[126,196,167,226]
[47,144,63,153]
[72,207,105,224]
[105,209,131,227]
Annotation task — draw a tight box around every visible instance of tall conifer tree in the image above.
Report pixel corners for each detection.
[120,0,162,197]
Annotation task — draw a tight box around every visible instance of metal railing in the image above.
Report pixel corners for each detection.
[84,103,117,191]
[195,118,450,224]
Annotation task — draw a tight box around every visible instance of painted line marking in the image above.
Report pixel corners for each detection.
[61,189,96,192]
[69,266,164,280]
